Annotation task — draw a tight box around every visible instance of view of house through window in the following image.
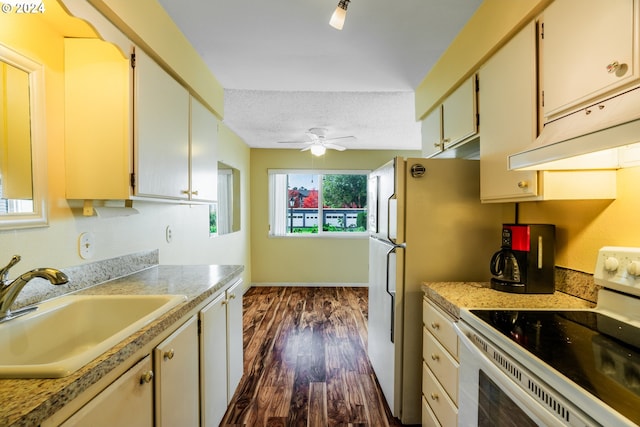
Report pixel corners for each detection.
[269,170,368,236]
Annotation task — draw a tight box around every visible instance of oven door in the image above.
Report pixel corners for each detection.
[454,321,590,427]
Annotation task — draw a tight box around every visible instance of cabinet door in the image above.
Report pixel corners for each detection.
[64,38,132,200]
[442,76,477,149]
[226,279,244,400]
[421,106,443,157]
[542,0,638,120]
[199,293,228,427]
[154,316,199,427]
[190,97,218,202]
[134,49,190,199]
[60,356,153,427]
[479,22,539,202]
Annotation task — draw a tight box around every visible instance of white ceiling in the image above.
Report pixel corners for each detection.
[156,0,482,151]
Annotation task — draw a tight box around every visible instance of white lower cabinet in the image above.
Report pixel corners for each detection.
[154,316,200,426]
[60,356,154,427]
[200,278,244,427]
[422,298,459,427]
[52,277,244,427]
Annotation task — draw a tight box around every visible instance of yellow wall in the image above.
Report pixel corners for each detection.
[518,167,640,273]
[250,149,420,284]
[0,1,251,288]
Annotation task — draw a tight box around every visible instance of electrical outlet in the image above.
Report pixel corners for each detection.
[166,226,173,243]
[79,232,95,259]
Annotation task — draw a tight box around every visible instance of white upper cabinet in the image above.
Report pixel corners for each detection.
[541,0,640,121]
[65,38,132,201]
[421,106,442,158]
[134,49,190,200]
[190,97,219,202]
[480,21,617,203]
[421,75,478,157]
[442,76,478,150]
[480,22,540,201]
[65,37,218,207]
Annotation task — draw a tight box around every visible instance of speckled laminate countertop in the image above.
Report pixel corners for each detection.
[422,281,596,319]
[0,264,244,427]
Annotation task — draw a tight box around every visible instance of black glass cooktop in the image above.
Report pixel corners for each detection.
[470,309,640,425]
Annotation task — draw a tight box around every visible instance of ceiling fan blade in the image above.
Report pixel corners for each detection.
[276,139,311,144]
[324,143,347,151]
[323,135,356,143]
[300,146,312,152]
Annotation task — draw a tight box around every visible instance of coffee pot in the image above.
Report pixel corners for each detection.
[489,224,555,294]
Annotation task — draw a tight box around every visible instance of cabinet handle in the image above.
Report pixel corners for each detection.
[430,392,439,401]
[433,141,444,149]
[606,61,620,74]
[228,293,236,300]
[181,190,190,195]
[191,190,199,196]
[430,322,440,330]
[517,181,529,189]
[221,299,228,306]
[431,353,440,361]
[163,349,175,361]
[140,370,154,384]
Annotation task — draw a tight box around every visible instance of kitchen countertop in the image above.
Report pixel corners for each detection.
[0,264,244,427]
[422,281,596,319]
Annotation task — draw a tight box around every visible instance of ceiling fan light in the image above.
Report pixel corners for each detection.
[310,144,327,156]
[329,0,350,30]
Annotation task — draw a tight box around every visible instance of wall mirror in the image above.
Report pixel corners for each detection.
[211,162,240,235]
[0,44,47,229]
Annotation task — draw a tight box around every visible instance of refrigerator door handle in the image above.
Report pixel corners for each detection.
[387,195,398,244]
[386,246,396,343]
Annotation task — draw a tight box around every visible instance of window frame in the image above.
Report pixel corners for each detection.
[268,169,370,238]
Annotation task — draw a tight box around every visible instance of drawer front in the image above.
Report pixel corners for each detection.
[422,362,458,427]
[423,299,459,359]
[422,395,442,427]
[423,328,459,404]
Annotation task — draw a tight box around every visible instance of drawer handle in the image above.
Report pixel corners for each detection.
[430,322,440,330]
[517,181,528,189]
[431,353,440,361]
[163,349,175,361]
[140,370,154,384]
[430,392,439,401]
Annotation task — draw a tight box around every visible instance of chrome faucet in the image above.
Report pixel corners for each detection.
[0,255,69,321]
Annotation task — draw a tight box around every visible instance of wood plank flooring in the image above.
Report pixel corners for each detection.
[220,286,408,427]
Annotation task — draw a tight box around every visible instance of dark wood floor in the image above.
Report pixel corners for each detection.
[220,286,406,427]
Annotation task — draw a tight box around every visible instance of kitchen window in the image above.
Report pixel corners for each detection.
[268,170,368,237]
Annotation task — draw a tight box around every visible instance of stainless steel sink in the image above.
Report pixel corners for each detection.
[0,294,186,378]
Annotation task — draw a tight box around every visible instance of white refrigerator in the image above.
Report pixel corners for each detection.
[368,157,504,424]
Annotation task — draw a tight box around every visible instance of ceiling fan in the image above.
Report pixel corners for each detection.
[277,127,356,156]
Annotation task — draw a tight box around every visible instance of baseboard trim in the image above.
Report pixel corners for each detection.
[250,282,368,288]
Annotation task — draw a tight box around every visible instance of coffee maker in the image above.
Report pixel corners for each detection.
[489,224,555,294]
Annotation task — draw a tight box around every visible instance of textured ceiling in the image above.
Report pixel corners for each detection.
[157,0,482,151]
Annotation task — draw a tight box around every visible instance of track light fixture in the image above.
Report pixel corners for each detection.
[329,0,350,30]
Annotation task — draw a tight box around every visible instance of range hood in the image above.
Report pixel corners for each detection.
[509,86,640,170]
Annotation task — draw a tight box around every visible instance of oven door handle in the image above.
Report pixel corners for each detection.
[452,322,582,427]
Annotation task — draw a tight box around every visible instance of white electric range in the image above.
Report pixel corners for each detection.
[455,246,640,426]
